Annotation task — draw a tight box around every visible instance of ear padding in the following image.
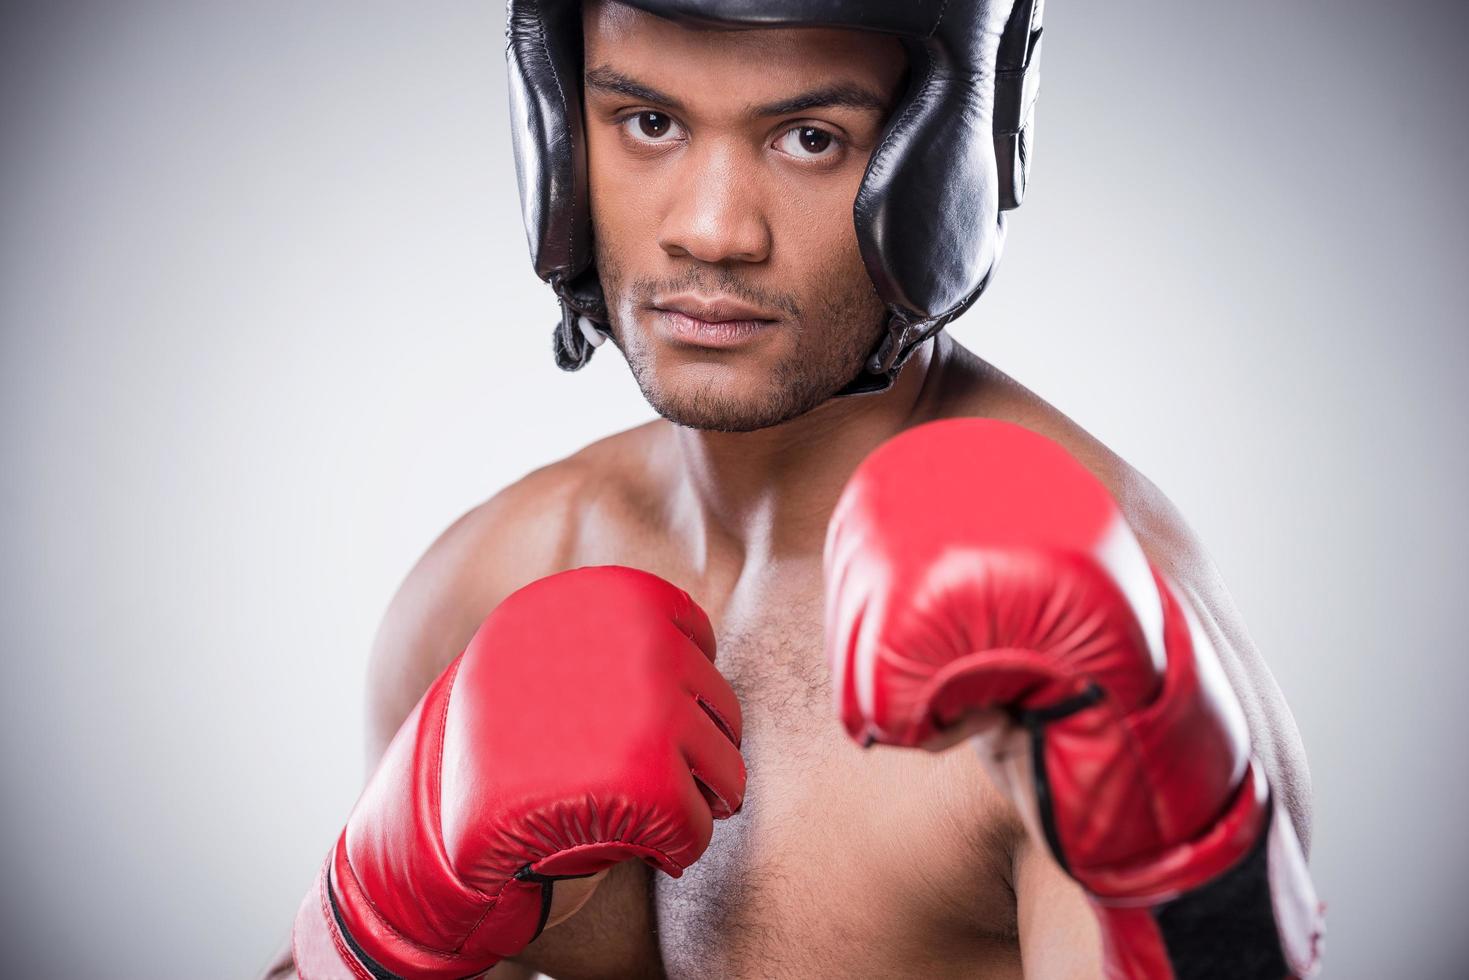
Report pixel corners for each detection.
[506,0,1044,388]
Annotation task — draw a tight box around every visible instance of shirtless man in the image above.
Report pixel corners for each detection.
[267,2,1323,977]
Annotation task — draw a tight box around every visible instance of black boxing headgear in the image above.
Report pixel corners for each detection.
[506,0,1044,395]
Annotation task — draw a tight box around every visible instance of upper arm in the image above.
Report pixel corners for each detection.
[1112,465,1315,853]
[999,455,1314,975]
[1005,461,1314,976]
[269,482,561,980]
[362,462,585,769]
[984,391,1313,851]
[356,453,663,978]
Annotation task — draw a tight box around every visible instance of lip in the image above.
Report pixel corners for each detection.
[652,294,780,350]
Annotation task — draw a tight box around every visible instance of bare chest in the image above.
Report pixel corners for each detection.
[651,590,1023,980]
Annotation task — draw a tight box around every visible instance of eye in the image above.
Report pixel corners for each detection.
[621,110,683,144]
[776,125,841,161]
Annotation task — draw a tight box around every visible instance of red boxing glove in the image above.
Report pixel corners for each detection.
[293,566,745,980]
[825,419,1323,979]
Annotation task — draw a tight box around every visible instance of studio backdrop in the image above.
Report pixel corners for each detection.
[0,1,1465,977]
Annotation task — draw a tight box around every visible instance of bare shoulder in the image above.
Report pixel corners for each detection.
[362,421,663,765]
[936,346,1314,850]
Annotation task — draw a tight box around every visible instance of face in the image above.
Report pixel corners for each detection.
[582,1,907,432]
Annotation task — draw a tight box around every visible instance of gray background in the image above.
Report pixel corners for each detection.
[1,1,1464,977]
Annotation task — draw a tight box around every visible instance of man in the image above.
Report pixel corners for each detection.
[265,1,1322,976]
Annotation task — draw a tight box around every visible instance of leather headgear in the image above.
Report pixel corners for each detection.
[507,0,1045,395]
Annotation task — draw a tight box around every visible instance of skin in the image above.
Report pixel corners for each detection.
[585,2,897,432]
[261,2,1312,976]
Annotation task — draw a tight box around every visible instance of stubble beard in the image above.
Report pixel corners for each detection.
[595,242,888,433]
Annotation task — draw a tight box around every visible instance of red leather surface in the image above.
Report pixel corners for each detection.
[295,566,745,979]
[823,418,1293,973]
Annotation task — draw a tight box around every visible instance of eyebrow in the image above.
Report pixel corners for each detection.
[584,65,889,117]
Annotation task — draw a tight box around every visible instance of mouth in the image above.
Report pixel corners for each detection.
[651,294,781,350]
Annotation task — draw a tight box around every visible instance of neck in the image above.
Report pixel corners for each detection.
[667,335,950,579]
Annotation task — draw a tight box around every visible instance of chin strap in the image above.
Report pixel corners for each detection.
[550,269,611,371]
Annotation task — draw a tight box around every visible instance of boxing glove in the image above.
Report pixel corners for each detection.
[824,419,1323,979]
[293,565,745,980]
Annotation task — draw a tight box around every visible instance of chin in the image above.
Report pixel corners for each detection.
[616,318,867,432]
[645,366,778,432]
[660,353,766,396]
[640,359,844,432]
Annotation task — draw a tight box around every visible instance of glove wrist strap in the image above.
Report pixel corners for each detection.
[1088,785,1325,979]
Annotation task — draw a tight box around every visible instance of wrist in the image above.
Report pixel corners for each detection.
[1078,763,1270,904]
[1084,777,1324,979]
[293,847,515,980]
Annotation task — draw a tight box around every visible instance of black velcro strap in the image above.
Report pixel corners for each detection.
[1150,806,1291,979]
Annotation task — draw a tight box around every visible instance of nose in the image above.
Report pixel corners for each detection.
[657,145,772,266]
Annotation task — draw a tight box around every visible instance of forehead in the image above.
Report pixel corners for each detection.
[582,0,906,98]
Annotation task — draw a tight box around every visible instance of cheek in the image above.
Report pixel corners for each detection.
[588,129,661,254]
[773,174,867,277]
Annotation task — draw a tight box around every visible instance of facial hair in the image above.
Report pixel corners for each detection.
[595,242,888,433]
